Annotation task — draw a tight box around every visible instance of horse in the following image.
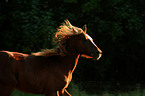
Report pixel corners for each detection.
[0,20,102,96]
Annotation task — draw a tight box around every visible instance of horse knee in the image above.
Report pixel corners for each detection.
[59,89,71,96]
[64,89,71,96]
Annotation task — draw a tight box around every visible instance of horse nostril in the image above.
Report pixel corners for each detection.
[98,49,102,54]
[97,50,102,54]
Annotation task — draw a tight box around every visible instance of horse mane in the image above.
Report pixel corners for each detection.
[32,47,59,56]
[32,46,66,56]
[32,19,86,57]
[54,19,85,42]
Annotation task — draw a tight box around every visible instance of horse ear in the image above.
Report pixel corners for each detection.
[83,24,87,34]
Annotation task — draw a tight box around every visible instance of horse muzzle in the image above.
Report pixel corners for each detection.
[92,51,102,61]
[97,53,102,60]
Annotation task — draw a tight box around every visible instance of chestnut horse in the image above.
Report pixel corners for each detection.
[0,20,102,96]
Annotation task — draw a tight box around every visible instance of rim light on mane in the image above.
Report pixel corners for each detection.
[54,19,84,42]
[32,48,59,56]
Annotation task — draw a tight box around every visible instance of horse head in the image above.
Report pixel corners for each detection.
[54,19,102,60]
[66,32,102,60]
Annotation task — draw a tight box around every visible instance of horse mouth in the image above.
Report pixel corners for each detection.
[97,53,102,60]
[81,53,102,60]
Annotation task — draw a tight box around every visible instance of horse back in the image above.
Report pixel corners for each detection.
[0,51,28,85]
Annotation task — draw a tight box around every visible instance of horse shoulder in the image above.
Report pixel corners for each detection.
[0,51,18,85]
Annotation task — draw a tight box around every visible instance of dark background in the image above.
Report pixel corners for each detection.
[1,0,145,93]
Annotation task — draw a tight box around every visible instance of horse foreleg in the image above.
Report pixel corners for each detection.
[64,89,71,96]
[59,89,71,96]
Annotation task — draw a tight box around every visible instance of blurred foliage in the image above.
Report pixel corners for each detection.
[1,0,145,92]
[0,0,57,53]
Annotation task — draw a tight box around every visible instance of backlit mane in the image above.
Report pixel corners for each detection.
[54,19,84,42]
[32,46,60,56]
[32,19,86,56]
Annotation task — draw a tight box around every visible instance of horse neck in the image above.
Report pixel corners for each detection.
[58,41,80,72]
[64,54,80,73]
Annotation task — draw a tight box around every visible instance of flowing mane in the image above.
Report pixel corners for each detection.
[54,19,84,42]
[32,46,60,56]
[32,19,86,56]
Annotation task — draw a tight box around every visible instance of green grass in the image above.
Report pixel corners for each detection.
[11,90,44,96]
[11,89,145,96]
[11,83,145,96]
